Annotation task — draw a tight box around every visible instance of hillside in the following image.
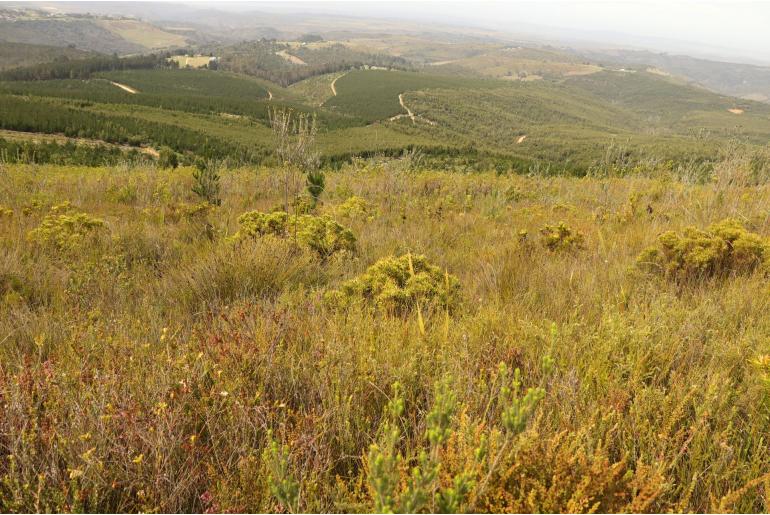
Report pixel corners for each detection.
[0,7,189,54]
[4,4,770,514]
[3,61,770,173]
[579,48,770,103]
[0,41,95,71]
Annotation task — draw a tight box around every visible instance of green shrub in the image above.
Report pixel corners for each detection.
[231,211,355,257]
[637,218,769,280]
[540,222,585,252]
[334,195,375,220]
[157,146,179,169]
[27,211,105,252]
[326,253,460,313]
[192,160,221,206]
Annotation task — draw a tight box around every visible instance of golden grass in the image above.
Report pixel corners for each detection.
[1,162,770,512]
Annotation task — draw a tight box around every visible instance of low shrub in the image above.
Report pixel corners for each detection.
[540,222,585,252]
[231,211,355,257]
[334,195,375,220]
[637,218,769,280]
[326,253,460,313]
[27,211,105,252]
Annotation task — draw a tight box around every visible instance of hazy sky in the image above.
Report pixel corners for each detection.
[238,1,770,64]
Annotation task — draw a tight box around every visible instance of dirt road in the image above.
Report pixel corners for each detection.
[0,129,158,157]
[110,81,138,94]
[276,50,307,65]
[398,93,416,124]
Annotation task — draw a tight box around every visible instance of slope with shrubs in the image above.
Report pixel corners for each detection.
[2,158,770,512]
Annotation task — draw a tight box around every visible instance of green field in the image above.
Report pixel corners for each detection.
[323,69,499,122]
[2,63,770,175]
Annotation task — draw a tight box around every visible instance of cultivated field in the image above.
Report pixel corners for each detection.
[169,55,214,69]
[2,160,770,512]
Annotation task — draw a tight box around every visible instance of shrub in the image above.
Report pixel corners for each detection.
[27,211,105,252]
[0,205,13,218]
[637,218,769,280]
[157,146,179,169]
[334,195,375,220]
[306,169,325,207]
[231,211,355,257]
[326,253,460,313]
[540,222,585,252]
[192,160,221,206]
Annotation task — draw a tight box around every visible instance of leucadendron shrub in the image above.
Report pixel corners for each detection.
[333,195,376,220]
[230,210,355,257]
[325,253,460,313]
[539,222,585,252]
[637,218,769,280]
[27,211,106,253]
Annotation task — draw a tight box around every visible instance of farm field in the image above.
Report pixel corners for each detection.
[2,161,770,512]
[168,55,215,69]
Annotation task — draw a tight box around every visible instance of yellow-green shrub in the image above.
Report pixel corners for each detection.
[637,218,769,280]
[335,195,375,220]
[27,211,105,252]
[540,222,585,252]
[231,211,355,257]
[326,254,460,313]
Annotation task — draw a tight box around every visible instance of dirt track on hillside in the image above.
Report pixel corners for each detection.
[110,81,139,94]
[0,129,158,157]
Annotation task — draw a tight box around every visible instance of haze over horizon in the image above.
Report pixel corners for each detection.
[188,1,770,65]
[8,0,770,65]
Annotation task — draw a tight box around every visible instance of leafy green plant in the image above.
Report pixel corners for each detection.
[263,432,299,513]
[326,253,460,313]
[305,169,325,208]
[230,210,355,257]
[497,363,545,435]
[637,218,769,280]
[367,382,405,513]
[366,378,474,514]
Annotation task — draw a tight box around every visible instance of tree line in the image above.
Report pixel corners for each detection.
[0,95,269,164]
[0,54,172,81]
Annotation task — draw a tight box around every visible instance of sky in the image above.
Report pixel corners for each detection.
[223,0,770,64]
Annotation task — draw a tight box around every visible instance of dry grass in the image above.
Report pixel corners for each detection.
[1,161,770,512]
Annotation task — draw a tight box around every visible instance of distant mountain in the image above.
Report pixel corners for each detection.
[0,7,190,54]
[0,41,96,70]
[576,48,770,103]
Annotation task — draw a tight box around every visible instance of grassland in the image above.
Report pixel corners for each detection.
[94,19,188,49]
[2,158,770,512]
[435,47,603,80]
